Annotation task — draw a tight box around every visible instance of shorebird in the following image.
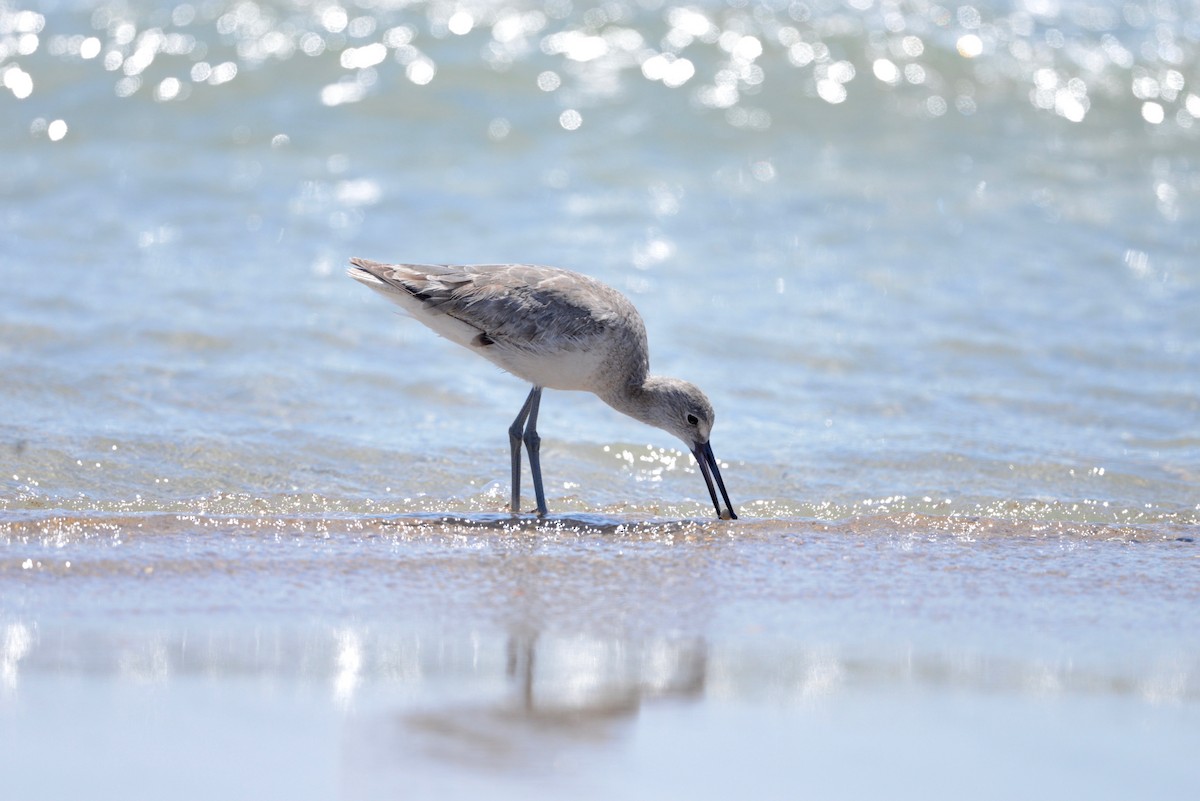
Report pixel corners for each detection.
[347,258,737,520]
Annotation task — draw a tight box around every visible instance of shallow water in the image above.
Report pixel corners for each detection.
[2,0,1199,796]
[2,513,1198,798]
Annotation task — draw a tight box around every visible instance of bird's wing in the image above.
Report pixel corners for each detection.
[348,259,624,352]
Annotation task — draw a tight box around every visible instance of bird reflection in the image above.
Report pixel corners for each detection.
[399,632,707,771]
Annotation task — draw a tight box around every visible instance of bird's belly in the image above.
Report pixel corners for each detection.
[482,345,607,391]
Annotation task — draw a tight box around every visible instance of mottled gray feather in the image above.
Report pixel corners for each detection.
[350,259,639,357]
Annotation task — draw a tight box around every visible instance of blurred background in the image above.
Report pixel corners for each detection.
[3,0,1198,518]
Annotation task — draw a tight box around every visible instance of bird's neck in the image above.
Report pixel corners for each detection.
[600,375,670,429]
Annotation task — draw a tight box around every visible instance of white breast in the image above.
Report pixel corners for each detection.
[478,340,610,392]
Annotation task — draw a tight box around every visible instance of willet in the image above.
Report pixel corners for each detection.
[347,258,737,520]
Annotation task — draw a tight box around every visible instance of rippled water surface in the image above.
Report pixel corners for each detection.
[2,0,1199,797]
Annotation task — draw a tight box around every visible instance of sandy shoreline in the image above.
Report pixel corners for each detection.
[3,514,1197,798]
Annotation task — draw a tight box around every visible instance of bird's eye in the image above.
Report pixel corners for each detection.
[686,413,699,426]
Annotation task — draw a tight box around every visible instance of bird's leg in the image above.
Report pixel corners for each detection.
[508,387,539,514]
[522,386,548,517]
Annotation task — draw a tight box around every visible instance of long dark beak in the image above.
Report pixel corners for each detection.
[691,440,737,520]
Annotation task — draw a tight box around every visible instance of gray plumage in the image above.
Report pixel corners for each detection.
[347,257,736,520]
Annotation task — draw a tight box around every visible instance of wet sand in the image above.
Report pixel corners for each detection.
[2,514,1196,799]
